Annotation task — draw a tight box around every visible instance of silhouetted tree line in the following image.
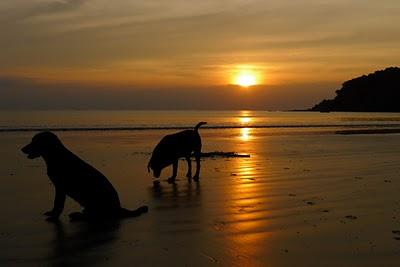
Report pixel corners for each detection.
[311,67,400,112]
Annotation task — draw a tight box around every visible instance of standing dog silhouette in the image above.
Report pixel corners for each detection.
[148,122,206,184]
[21,131,148,221]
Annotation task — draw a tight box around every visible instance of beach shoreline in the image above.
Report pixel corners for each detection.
[1,128,400,266]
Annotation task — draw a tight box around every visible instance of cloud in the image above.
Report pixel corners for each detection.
[2,2,399,76]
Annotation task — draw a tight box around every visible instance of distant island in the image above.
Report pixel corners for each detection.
[311,67,400,112]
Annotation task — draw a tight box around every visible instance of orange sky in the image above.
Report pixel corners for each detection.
[1,0,400,109]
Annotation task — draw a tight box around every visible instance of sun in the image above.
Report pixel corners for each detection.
[233,71,258,87]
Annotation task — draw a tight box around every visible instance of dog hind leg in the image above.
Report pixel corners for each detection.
[193,152,201,181]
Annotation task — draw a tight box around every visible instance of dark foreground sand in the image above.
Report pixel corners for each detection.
[1,129,400,266]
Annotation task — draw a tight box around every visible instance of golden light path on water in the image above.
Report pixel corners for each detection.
[240,128,251,142]
[223,111,270,265]
[239,110,252,141]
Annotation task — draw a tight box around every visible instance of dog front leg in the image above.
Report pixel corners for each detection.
[193,153,201,181]
[44,187,66,221]
[185,156,192,179]
[167,160,178,184]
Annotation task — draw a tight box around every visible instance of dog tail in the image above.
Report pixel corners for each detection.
[119,206,149,218]
[194,121,207,131]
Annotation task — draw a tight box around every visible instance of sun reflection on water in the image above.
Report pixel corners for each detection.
[240,127,251,141]
[240,117,251,124]
[239,111,253,142]
[223,124,268,264]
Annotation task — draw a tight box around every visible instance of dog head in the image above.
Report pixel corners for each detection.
[148,153,173,178]
[21,131,62,159]
[147,158,162,178]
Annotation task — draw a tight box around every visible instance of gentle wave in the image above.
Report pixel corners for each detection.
[2,124,400,132]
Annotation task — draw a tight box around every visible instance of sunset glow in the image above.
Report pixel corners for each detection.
[1,1,399,110]
[234,71,258,87]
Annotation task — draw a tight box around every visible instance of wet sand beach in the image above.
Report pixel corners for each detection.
[1,127,400,266]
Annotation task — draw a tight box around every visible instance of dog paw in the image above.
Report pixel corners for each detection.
[45,216,60,222]
[137,206,149,214]
[43,210,55,216]
[69,212,86,221]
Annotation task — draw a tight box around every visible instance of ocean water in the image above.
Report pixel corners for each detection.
[0,110,400,132]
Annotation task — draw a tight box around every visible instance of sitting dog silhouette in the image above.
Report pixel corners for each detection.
[21,131,148,221]
[148,122,206,184]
